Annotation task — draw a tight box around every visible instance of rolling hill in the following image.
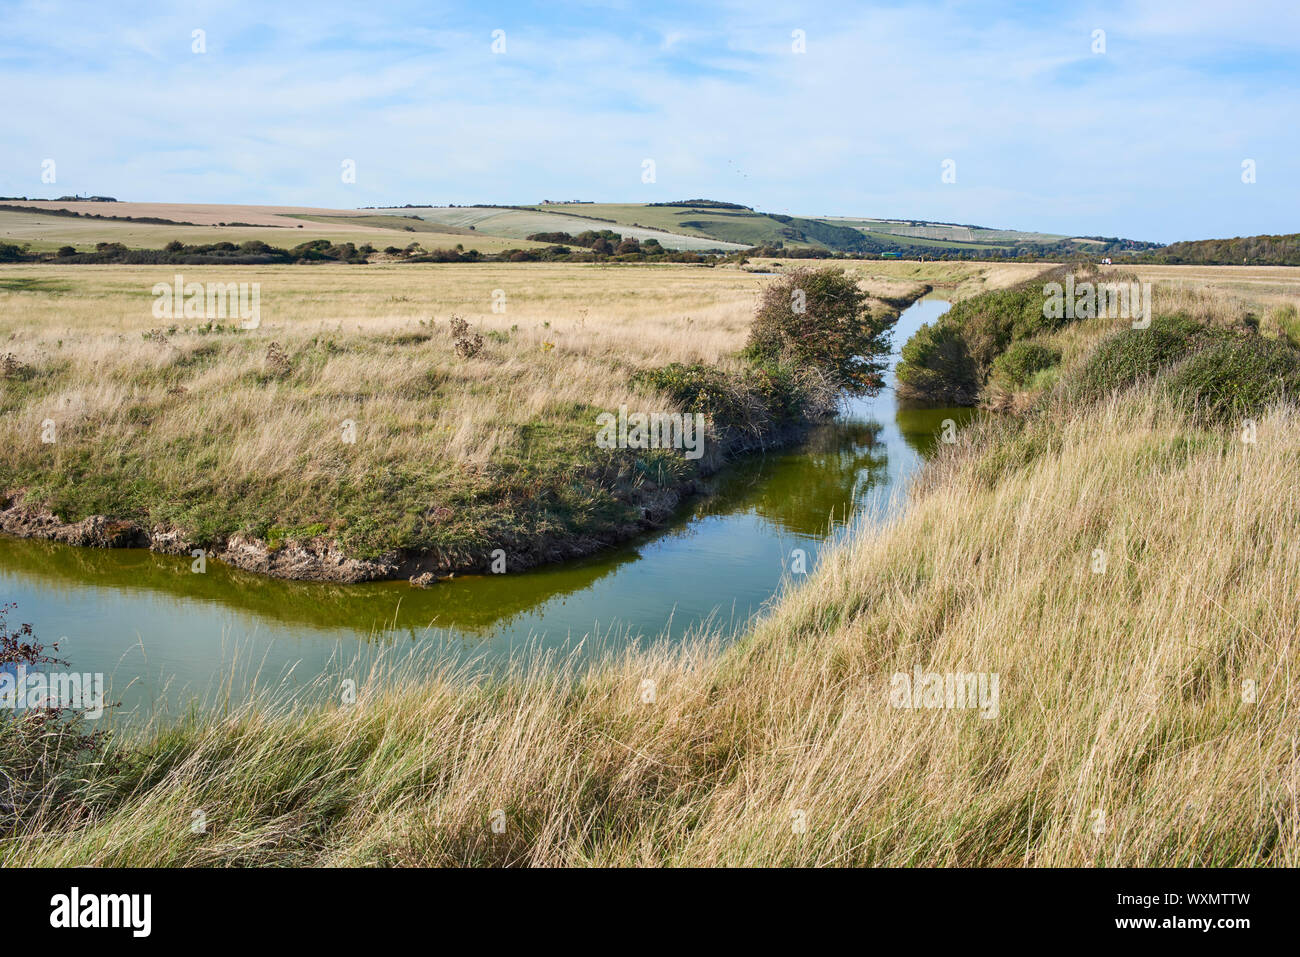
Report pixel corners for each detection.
[1,196,1163,260]
[372,205,749,251]
[515,201,1155,257]
[0,202,545,254]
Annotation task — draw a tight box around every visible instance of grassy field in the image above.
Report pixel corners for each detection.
[528,204,1083,253]
[523,202,827,249]
[4,264,1296,866]
[0,204,543,254]
[754,257,1047,299]
[380,206,750,251]
[0,260,996,579]
[1102,263,1300,305]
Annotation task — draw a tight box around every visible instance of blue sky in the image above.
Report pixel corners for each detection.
[2,0,1297,243]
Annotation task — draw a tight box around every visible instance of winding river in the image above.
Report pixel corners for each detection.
[0,298,972,720]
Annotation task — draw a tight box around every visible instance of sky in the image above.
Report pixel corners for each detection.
[2,0,1297,243]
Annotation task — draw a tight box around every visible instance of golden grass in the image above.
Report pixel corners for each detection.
[6,381,1293,866]
[6,262,1291,867]
[0,262,980,563]
[1101,263,1300,320]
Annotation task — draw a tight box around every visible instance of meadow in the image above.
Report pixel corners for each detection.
[0,260,1007,580]
[4,262,1296,866]
[0,203,545,255]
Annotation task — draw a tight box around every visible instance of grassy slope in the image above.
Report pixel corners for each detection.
[289,213,547,249]
[382,207,750,252]
[539,205,1086,254]
[0,208,542,255]
[522,203,827,249]
[4,266,1295,866]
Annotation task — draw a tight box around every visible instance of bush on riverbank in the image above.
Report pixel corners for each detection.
[894,265,1300,428]
[1058,314,1300,424]
[634,358,836,445]
[1062,314,1220,405]
[744,267,896,396]
[895,265,1095,405]
[1166,334,1300,422]
[895,270,1058,403]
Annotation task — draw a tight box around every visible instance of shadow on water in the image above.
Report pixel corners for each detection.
[0,298,975,718]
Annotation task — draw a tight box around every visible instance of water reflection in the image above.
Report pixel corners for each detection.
[0,298,972,718]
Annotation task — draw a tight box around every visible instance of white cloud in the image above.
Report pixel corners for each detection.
[0,0,1296,241]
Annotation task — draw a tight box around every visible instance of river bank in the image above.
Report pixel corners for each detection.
[0,298,969,721]
[0,263,945,584]
[5,274,1295,866]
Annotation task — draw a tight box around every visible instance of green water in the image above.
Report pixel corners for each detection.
[0,299,973,718]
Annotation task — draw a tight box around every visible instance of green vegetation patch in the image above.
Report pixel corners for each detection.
[989,341,1061,391]
[1064,315,1224,404]
[1167,335,1300,422]
[896,272,1064,405]
[1061,312,1300,423]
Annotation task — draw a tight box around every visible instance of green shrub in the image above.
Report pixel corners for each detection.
[635,358,828,440]
[741,360,810,423]
[745,267,893,396]
[895,321,978,405]
[1167,335,1300,422]
[1065,314,1225,403]
[895,267,1082,405]
[990,341,1061,389]
[634,362,750,429]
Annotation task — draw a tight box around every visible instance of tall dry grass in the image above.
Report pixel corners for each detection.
[5,262,1293,866]
[5,381,1294,866]
[0,262,978,562]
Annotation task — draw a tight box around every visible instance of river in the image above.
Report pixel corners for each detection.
[0,298,971,720]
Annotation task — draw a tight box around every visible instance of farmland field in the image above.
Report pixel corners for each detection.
[0,202,543,254]
[378,205,750,251]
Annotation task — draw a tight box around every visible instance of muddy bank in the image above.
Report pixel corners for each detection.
[0,419,815,585]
